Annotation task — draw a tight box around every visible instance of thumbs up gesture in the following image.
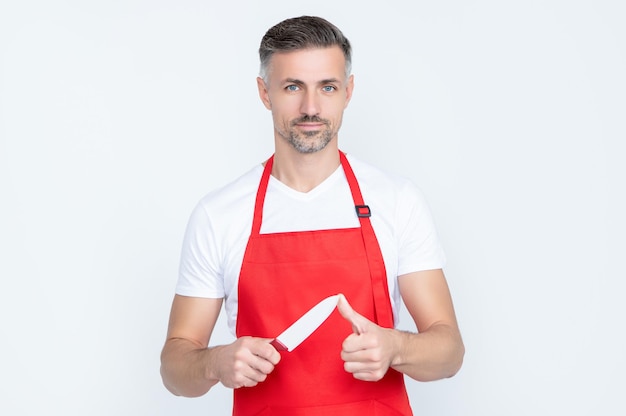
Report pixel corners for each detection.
[337,294,399,382]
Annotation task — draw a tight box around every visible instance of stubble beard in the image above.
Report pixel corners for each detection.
[281,116,336,154]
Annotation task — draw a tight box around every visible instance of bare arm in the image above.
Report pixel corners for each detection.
[392,269,464,380]
[339,269,464,382]
[160,295,281,397]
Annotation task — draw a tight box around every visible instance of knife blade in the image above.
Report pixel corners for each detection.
[270,294,340,352]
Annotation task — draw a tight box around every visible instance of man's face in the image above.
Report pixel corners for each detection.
[257,46,354,154]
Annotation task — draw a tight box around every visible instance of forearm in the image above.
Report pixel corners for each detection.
[160,338,221,397]
[390,323,464,382]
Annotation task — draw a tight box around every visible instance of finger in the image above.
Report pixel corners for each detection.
[250,352,278,376]
[234,370,266,388]
[343,357,387,382]
[337,294,369,334]
[350,370,385,382]
[341,332,365,354]
[228,361,265,388]
[254,338,282,365]
[341,333,380,361]
[343,359,380,374]
[232,354,275,387]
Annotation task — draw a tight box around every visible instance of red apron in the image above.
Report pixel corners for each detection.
[234,151,412,416]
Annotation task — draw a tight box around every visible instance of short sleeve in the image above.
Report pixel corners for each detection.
[396,182,446,275]
[175,201,225,298]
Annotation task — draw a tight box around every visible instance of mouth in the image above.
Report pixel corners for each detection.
[296,123,325,131]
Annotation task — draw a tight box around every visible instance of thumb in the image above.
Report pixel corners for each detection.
[337,294,371,334]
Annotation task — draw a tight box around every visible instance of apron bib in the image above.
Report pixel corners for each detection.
[234,151,412,416]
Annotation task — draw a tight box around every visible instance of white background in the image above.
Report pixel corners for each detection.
[1,1,624,414]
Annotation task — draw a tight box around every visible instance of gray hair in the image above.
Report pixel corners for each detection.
[259,16,352,82]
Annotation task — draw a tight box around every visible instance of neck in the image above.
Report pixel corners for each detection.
[271,142,341,193]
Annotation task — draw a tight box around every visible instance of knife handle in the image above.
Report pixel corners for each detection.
[270,338,288,352]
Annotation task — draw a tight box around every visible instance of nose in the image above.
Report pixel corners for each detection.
[299,90,320,116]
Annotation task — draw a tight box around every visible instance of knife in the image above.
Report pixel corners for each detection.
[269,294,340,352]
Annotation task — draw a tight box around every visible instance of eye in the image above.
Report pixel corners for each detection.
[286,85,299,92]
[322,85,336,92]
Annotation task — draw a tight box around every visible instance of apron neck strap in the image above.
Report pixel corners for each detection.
[339,151,394,327]
[251,155,274,236]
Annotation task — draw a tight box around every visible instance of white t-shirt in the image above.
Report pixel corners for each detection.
[176,154,446,335]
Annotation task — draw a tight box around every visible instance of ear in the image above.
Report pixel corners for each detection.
[257,77,272,110]
[344,74,354,109]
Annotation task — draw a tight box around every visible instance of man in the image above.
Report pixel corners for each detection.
[161,16,464,415]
